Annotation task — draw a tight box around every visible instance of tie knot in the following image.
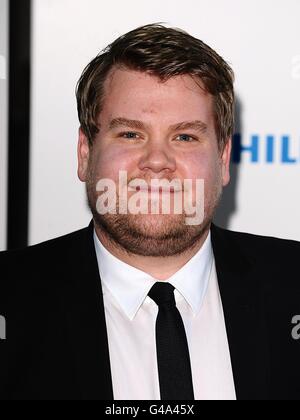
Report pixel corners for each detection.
[148,282,176,307]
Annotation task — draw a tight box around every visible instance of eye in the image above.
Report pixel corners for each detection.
[119,132,140,139]
[176,134,197,142]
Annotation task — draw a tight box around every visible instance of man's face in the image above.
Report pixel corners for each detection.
[78,68,231,257]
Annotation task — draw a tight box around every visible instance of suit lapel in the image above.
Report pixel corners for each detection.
[61,222,114,400]
[211,224,270,400]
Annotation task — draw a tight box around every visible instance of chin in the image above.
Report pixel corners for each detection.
[129,213,185,228]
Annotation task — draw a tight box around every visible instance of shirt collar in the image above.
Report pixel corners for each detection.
[94,230,213,321]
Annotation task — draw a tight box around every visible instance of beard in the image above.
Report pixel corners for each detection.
[86,167,222,258]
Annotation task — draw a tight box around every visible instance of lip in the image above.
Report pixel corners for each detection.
[129,186,181,193]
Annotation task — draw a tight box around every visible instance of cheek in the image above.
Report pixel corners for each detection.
[91,145,135,181]
[181,149,220,181]
[180,149,222,203]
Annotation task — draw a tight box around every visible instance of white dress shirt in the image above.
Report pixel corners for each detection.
[94,230,236,400]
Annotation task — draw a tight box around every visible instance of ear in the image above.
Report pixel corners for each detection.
[77,128,90,182]
[221,138,232,187]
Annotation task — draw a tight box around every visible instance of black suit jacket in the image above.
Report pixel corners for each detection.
[0,222,300,400]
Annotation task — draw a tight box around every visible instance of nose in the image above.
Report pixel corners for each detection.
[138,142,176,175]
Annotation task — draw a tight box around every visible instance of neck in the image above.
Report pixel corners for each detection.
[94,223,211,281]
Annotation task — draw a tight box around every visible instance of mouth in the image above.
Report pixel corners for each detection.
[128,186,182,194]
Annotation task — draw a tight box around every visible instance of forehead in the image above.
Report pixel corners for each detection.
[100,68,214,124]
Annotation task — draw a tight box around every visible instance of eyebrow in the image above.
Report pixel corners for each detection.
[108,117,208,133]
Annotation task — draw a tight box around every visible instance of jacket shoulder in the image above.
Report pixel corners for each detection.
[0,226,92,302]
[211,224,300,300]
[0,226,89,263]
[212,224,300,260]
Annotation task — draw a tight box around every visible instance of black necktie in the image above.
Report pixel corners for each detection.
[148,282,195,400]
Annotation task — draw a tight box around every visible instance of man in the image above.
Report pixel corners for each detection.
[0,24,300,401]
